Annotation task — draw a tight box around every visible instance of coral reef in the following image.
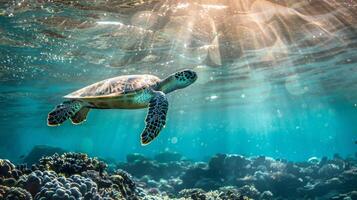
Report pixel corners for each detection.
[178,187,248,200]
[1,152,357,199]
[34,153,107,176]
[0,185,32,200]
[1,154,141,200]
[117,153,190,181]
[116,152,357,200]
[0,159,22,187]
[34,172,100,199]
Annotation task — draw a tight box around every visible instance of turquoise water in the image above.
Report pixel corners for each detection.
[0,0,356,162]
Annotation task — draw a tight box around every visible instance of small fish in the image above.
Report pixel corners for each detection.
[19,155,25,158]
[355,140,357,144]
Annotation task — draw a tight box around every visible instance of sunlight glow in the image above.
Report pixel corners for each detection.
[200,4,227,10]
[97,21,124,26]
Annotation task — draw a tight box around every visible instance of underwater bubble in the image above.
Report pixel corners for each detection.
[209,95,218,100]
[171,137,178,144]
[285,75,309,96]
[206,95,218,101]
[277,109,283,118]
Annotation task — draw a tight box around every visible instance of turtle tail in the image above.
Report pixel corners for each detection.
[47,100,83,126]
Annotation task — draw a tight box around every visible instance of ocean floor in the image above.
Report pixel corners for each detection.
[1,146,357,200]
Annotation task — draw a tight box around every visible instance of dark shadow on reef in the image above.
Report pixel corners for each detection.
[22,145,66,166]
[1,148,357,199]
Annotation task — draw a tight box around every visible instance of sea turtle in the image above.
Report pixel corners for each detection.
[47,69,197,145]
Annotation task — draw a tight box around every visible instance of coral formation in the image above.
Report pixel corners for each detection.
[34,153,107,176]
[1,151,357,199]
[1,153,141,200]
[0,185,32,200]
[0,159,22,187]
[117,152,357,200]
[117,153,189,181]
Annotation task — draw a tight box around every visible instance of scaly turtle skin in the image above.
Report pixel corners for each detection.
[47,69,197,145]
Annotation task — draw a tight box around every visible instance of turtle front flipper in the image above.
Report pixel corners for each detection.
[141,91,168,145]
[47,100,83,126]
[71,107,90,125]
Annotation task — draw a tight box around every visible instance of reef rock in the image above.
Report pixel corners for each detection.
[34,172,100,199]
[308,157,321,165]
[154,151,183,163]
[23,145,66,166]
[0,185,32,200]
[127,153,150,163]
[0,159,22,187]
[118,154,188,181]
[318,164,342,178]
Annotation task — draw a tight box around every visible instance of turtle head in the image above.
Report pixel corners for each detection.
[158,69,197,93]
[172,69,197,88]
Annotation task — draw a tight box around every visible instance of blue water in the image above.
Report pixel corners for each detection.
[0,0,356,162]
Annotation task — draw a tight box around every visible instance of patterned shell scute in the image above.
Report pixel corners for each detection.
[65,75,161,98]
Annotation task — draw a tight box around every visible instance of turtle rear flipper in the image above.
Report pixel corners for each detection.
[71,107,90,125]
[47,100,83,126]
[141,91,168,145]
